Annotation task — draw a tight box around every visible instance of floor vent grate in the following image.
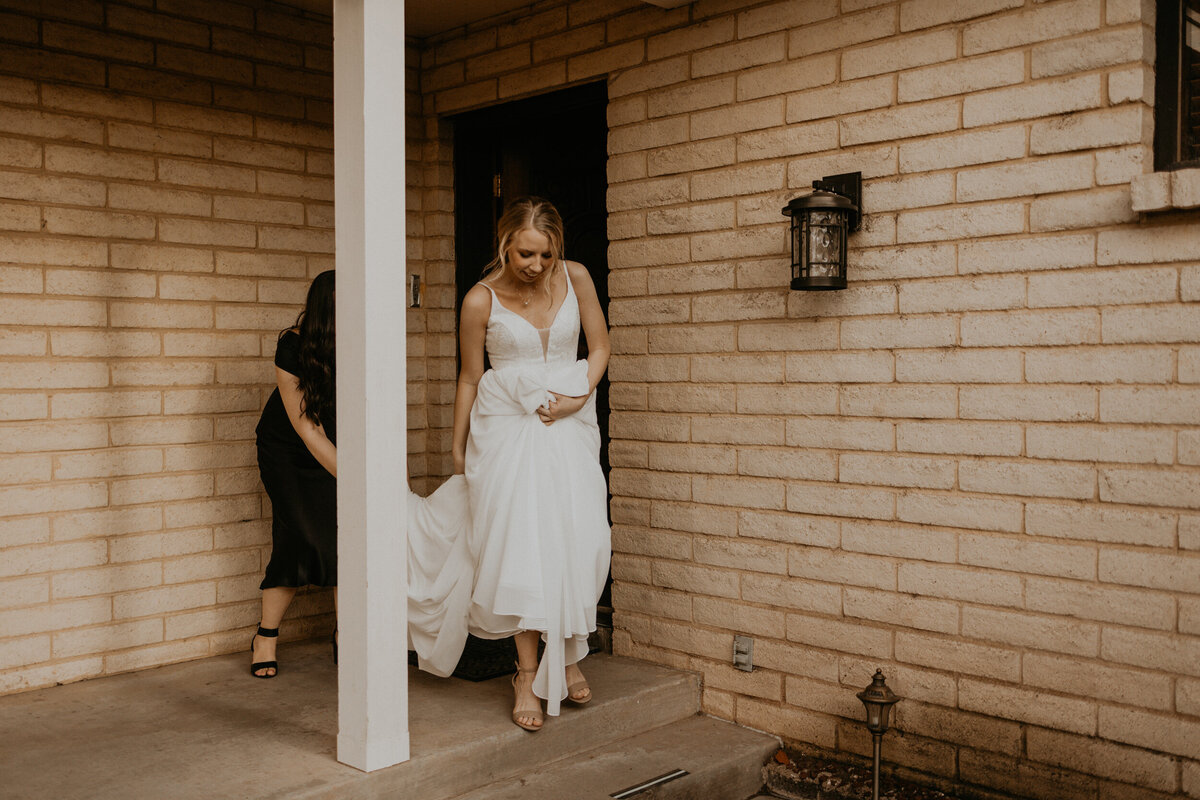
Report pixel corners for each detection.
[610,768,689,798]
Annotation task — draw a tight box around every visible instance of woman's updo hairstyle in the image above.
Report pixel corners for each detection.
[484,196,565,293]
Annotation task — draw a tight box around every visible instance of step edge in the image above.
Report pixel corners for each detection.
[298,668,704,800]
[442,714,782,800]
[421,681,704,799]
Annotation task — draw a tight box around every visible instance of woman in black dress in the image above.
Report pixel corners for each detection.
[250,270,337,678]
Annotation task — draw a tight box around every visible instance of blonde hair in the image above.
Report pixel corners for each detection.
[483,197,565,302]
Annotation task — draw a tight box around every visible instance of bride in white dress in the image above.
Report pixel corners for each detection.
[406,197,611,732]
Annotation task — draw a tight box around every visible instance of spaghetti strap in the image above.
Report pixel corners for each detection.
[479,281,500,324]
[562,262,575,298]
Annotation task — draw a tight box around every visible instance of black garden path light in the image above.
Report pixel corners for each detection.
[857,669,901,800]
[782,171,862,291]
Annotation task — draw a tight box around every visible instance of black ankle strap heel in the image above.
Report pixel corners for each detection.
[250,626,280,679]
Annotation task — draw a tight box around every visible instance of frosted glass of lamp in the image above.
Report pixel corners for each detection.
[807,211,844,277]
[784,188,855,290]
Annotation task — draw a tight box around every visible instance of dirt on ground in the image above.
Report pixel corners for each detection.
[762,749,963,800]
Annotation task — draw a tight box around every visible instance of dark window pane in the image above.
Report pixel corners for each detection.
[1186,2,1200,162]
[1156,0,1200,168]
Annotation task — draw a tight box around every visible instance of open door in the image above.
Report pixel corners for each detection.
[450,82,613,678]
[453,81,610,475]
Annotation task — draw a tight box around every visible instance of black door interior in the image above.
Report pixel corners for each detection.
[447,82,612,678]
[453,81,610,473]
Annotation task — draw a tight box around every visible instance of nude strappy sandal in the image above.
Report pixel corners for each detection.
[566,675,592,705]
[511,662,544,731]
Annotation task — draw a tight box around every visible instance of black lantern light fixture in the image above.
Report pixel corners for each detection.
[782,171,862,291]
[857,669,901,800]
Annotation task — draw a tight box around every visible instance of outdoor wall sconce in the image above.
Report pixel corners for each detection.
[857,669,900,800]
[782,171,862,291]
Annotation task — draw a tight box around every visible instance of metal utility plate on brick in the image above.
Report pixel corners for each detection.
[733,635,754,672]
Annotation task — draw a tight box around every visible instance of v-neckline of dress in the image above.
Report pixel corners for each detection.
[486,267,573,333]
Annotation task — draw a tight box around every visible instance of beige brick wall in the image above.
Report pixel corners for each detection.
[419,0,1199,797]
[409,59,458,489]
[0,0,341,692]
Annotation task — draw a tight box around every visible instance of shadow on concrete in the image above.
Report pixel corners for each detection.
[0,639,700,800]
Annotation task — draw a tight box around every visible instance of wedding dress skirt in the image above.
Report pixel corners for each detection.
[406,268,611,717]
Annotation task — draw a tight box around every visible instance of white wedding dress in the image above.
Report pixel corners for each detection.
[406,266,611,716]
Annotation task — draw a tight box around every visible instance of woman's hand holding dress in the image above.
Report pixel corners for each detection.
[536,392,587,426]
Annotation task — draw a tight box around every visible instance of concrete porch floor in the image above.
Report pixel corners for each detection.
[0,639,724,800]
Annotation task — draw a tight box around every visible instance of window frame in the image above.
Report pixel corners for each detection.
[1155,0,1200,170]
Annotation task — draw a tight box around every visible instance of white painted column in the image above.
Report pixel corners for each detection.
[333,0,409,773]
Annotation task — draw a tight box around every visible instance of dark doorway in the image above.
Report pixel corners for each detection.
[453,81,610,470]
[449,81,612,679]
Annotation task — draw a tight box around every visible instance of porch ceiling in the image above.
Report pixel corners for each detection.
[403,0,690,38]
[406,0,544,37]
[278,0,692,39]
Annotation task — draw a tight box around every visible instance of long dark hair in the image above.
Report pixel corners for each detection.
[291,270,335,428]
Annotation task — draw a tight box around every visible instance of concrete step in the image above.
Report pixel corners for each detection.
[448,714,780,800]
[330,654,707,800]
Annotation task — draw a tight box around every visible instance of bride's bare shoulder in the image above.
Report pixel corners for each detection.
[460,283,493,320]
[564,260,596,292]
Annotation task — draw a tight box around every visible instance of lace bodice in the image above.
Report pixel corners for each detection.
[483,267,580,370]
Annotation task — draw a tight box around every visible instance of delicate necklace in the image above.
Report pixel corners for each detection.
[519,276,545,306]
